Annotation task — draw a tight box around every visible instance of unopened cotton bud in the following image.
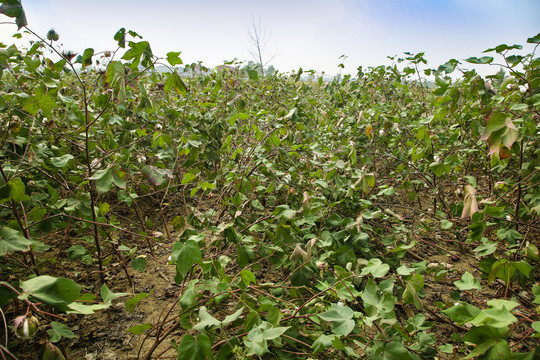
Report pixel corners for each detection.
[14,314,39,340]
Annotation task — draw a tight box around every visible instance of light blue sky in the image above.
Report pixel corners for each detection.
[1,0,539,76]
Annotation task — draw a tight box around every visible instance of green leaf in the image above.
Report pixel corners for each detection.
[527,33,540,43]
[0,227,33,256]
[246,68,259,80]
[463,325,508,344]
[50,154,74,168]
[465,56,493,64]
[245,322,289,356]
[175,333,213,360]
[222,307,244,326]
[100,283,128,303]
[193,306,221,332]
[441,219,453,229]
[532,321,540,334]
[181,172,197,184]
[23,91,57,116]
[402,274,425,310]
[114,28,126,48]
[126,291,150,313]
[132,256,147,272]
[481,112,507,135]
[273,205,297,220]
[360,258,390,278]
[532,284,540,304]
[240,269,256,286]
[164,71,187,94]
[0,178,30,205]
[142,165,172,187]
[171,240,202,283]
[454,272,482,290]
[89,167,113,194]
[127,323,152,335]
[442,303,481,325]
[19,276,81,312]
[311,334,336,354]
[166,51,183,66]
[332,318,355,336]
[319,304,354,322]
[0,0,27,30]
[47,322,75,343]
[461,339,497,359]
[122,40,154,69]
[81,48,94,67]
[8,178,29,202]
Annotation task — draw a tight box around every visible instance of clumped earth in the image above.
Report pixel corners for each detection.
[0,9,539,360]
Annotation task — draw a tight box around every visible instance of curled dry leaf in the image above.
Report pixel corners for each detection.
[306,237,317,258]
[290,243,308,262]
[461,185,478,219]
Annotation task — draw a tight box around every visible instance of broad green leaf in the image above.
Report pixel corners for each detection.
[442,303,481,325]
[47,322,75,343]
[441,219,453,229]
[403,282,423,310]
[142,165,172,187]
[273,205,296,220]
[181,172,197,184]
[166,51,183,66]
[126,291,150,313]
[461,339,496,359]
[127,323,152,335]
[122,40,153,69]
[164,71,187,94]
[81,48,94,67]
[50,154,74,168]
[114,28,126,48]
[19,276,81,312]
[384,341,413,360]
[527,33,540,43]
[454,272,482,290]
[240,269,256,286]
[100,283,128,303]
[8,178,29,202]
[463,325,508,344]
[132,257,147,272]
[360,258,389,278]
[533,284,540,304]
[193,306,220,332]
[89,167,113,194]
[473,241,498,257]
[175,333,213,360]
[318,304,354,322]
[246,68,259,80]
[262,326,289,340]
[311,334,336,354]
[465,56,493,64]
[0,0,27,29]
[222,307,244,326]
[23,92,57,116]
[171,240,202,283]
[332,318,355,336]
[480,112,507,136]
[0,178,30,205]
[245,322,289,356]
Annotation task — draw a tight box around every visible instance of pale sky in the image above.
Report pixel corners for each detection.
[1,0,539,76]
